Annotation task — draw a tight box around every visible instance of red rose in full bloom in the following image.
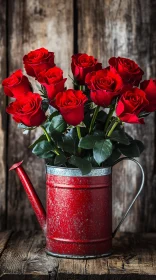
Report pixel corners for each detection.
[6,92,46,127]
[85,68,123,107]
[71,53,102,85]
[140,79,156,112]
[55,89,88,126]
[116,87,149,124]
[2,69,31,98]
[37,67,67,102]
[23,48,55,77]
[109,57,144,86]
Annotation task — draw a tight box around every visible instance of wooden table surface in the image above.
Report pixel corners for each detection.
[0,231,155,279]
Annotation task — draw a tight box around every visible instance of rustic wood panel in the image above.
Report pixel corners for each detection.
[0,231,156,279]
[77,0,156,232]
[0,231,12,256]
[0,0,7,230]
[7,0,73,230]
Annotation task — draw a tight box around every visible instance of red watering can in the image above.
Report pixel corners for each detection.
[10,157,144,258]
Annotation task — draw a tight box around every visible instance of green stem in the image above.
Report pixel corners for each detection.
[107,119,120,137]
[76,126,82,154]
[89,105,100,134]
[80,85,83,91]
[41,125,51,142]
[104,106,115,134]
[53,149,60,156]
[41,125,59,156]
[76,126,81,140]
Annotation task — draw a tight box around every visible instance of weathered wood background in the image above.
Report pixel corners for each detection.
[0,0,156,232]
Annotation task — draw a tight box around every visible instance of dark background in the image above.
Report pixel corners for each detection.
[0,0,156,232]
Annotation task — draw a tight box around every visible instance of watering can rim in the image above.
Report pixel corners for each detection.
[46,164,112,177]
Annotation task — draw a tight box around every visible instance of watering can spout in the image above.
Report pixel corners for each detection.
[9,161,46,232]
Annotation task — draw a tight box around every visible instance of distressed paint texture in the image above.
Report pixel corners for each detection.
[0,0,156,232]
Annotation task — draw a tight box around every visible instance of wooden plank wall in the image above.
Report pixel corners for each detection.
[0,0,156,231]
[0,0,7,230]
[6,0,73,230]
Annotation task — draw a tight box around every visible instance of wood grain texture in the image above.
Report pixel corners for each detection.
[0,231,156,279]
[6,0,73,230]
[0,0,156,232]
[0,231,12,256]
[0,0,7,230]
[0,231,58,279]
[77,0,156,232]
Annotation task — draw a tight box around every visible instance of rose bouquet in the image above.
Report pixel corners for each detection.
[2,48,156,174]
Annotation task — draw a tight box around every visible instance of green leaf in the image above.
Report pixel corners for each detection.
[103,149,121,166]
[61,128,78,154]
[118,140,145,157]
[46,156,55,165]
[93,139,113,165]
[49,110,59,121]
[49,115,67,133]
[79,135,103,149]
[32,140,54,157]
[69,156,92,175]
[84,154,99,167]
[125,133,133,142]
[43,112,60,134]
[50,131,63,146]
[40,151,54,159]
[41,99,49,112]
[54,154,67,166]
[29,135,47,149]
[49,105,57,114]
[134,140,145,154]
[93,130,105,137]
[109,128,130,145]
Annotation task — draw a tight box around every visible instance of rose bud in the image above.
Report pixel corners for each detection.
[140,79,156,112]
[85,68,123,107]
[2,69,31,98]
[37,66,67,103]
[23,48,55,77]
[109,57,144,86]
[116,87,149,124]
[55,89,88,126]
[6,92,46,127]
[71,53,102,85]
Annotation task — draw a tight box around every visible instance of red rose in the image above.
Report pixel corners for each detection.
[23,48,55,77]
[140,79,156,112]
[6,92,46,127]
[2,69,31,98]
[37,67,67,102]
[116,87,149,124]
[55,89,88,126]
[109,57,144,86]
[85,68,123,107]
[71,53,102,85]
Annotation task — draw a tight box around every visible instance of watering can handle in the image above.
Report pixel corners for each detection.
[112,157,145,238]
